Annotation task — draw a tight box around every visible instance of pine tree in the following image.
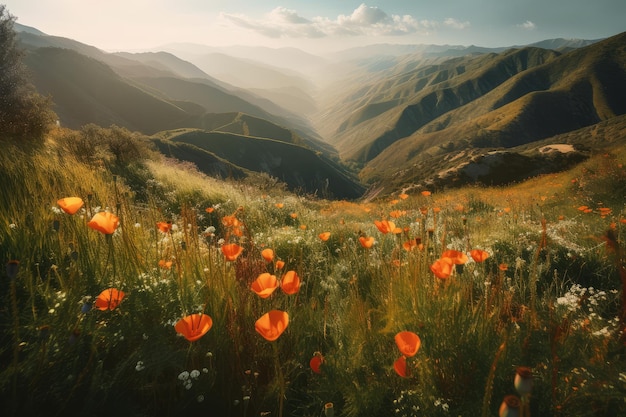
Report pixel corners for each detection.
[0,5,55,141]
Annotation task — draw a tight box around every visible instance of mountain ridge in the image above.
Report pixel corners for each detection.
[13,19,625,198]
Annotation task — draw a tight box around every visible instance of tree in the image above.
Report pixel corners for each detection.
[0,5,55,141]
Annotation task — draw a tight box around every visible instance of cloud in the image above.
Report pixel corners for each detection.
[443,18,470,30]
[220,4,441,39]
[517,20,536,30]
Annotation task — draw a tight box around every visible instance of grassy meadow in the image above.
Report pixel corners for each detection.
[1,127,625,417]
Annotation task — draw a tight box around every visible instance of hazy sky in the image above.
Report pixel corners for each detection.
[4,1,625,53]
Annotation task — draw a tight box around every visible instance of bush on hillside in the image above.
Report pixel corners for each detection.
[0,5,55,141]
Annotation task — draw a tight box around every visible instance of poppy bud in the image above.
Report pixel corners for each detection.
[499,395,521,417]
[514,366,533,397]
[324,402,334,417]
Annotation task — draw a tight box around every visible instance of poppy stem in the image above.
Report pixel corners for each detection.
[10,277,20,414]
[272,341,285,417]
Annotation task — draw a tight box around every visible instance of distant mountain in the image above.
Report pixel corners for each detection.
[346,32,626,194]
[160,43,328,77]
[170,52,313,92]
[114,51,214,79]
[527,38,602,50]
[13,22,46,36]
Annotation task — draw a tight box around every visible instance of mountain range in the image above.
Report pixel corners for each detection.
[14,22,626,198]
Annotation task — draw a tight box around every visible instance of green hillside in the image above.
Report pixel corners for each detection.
[162,129,365,199]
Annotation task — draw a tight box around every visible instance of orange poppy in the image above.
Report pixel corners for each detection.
[158,259,173,269]
[318,232,331,241]
[599,207,612,216]
[389,210,406,219]
[175,313,213,342]
[156,221,172,233]
[499,263,509,271]
[374,220,396,234]
[290,212,298,219]
[310,352,324,374]
[399,193,409,200]
[57,197,84,215]
[470,249,490,263]
[222,215,240,228]
[255,310,289,341]
[402,240,417,251]
[430,257,454,279]
[275,203,284,209]
[87,212,120,235]
[281,270,301,295]
[95,288,125,311]
[275,260,285,270]
[421,190,431,197]
[261,248,274,262]
[394,355,409,377]
[222,243,243,261]
[299,224,307,230]
[205,207,214,213]
[359,236,375,248]
[394,331,421,357]
[251,273,279,298]
[441,250,468,265]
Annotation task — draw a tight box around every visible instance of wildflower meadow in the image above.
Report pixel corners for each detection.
[1,131,625,417]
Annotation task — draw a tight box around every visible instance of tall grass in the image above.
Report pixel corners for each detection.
[1,133,625,417]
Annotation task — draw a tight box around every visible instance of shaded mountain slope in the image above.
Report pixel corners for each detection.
[114,51,213,79]
[16,31,326,153]
[151,137,248,180]
[23,47,189,133]
[163,130,365,199]
[131,75,277,120]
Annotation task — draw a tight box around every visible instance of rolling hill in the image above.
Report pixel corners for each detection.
[156,129,365,199]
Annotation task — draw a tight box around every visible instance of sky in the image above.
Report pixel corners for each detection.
[3,1,625,54]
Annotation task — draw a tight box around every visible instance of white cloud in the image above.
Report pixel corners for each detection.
[444,18,470,30]
[220,4,441,39]
[268,7,311,25]
[517,20,536,30]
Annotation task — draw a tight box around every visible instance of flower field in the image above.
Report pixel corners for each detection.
[1,131,625,417]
